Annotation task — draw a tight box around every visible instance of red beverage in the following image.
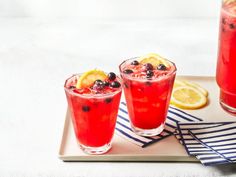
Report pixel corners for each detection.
[216,0,236,115]
[64,71,122,154]
[119,55,176,136]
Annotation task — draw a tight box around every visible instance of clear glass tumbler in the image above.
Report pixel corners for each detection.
[216,0,236,115]
[119,58,176,136]
[64,74,122,154]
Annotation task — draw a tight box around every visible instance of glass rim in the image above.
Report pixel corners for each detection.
[119,57,177,82]
[222,0,236,18]
[64,73,122,98]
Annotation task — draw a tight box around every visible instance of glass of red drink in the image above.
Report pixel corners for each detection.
[216,0,236,115]
[64,71,122,154]
[119,55,176,136]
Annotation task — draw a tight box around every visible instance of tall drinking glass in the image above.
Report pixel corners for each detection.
[216,0,236,115]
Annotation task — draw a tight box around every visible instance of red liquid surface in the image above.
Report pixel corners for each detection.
[216,2,236,108]
[65,75,121,147]
[120,59,176,129]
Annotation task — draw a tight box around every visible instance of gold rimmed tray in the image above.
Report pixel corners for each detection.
[58,76,236,162]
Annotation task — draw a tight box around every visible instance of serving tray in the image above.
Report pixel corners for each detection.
[58,76,236,162]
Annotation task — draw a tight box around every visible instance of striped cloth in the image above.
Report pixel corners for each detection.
[175,122,227,155]
[115,102,202,147]
[189,122,236,166]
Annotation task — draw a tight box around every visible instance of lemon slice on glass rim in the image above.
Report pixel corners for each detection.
[76,69,107,89]
[171,86,207,109]
[139,53,170,68]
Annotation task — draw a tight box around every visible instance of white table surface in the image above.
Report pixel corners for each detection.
[1,17,236,177]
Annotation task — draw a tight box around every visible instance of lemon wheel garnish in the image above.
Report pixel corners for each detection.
[76,69,107,89]
[139,53,170,68]
[171,86,207,109]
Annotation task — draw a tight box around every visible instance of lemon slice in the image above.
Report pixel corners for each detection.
[174,79,186,88]
[76,69,107,89]
[182,80,208,97]
[139,53,170,67]
[171,86,207,109]
[173,79,208,97]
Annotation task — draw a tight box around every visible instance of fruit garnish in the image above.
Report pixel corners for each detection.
[108,72,116,81]
[173,79,208,97]
[171,86,207,109]
[110,81,121,88]
[123,69,134,74]
[76,69,107,89]
[173,79,186,88]
[182,80,208,97]
[139,53,170,68]
[131,60,139,65]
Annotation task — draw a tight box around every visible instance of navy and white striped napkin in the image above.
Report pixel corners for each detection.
[115,102,202,147]
[189,122,236,166]
[176,122,236,166]
[175,122,227,155]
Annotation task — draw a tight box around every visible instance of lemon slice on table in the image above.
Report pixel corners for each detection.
[182,80,208,97]
[76,69,107,89]
[173,79,186,88]
[171,86,207,109]
[139,53,170,67]
[173,79,208,96]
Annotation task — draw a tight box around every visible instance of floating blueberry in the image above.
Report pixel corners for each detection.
[93,79,105,90]
[145,81,152,86]
[69,85,76,89]
[222,18,226,24]
[222,27,225,32]
[124,82,129,89]
[229,23,235,29]
[110,81,121,88]
[123,69,133,74]
[108,72,116,81]
[103,81,110,86]
[131,60,139,65]
[157,64,167,70]
[146,70,154,78]
[94,79,104,85]
[82,106,90,112]
[144,63,153,71]
[105,98,112,103]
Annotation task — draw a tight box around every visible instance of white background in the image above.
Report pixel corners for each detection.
[1,0,236,177]
[0,0,220,18]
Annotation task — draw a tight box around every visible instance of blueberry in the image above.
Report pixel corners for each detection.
[146,70,154,78]
[105,98,112,103]
[157,64,167,70]
[143,63,153,71]
[124,82,129,89]
[103,81,110,86]
[82,106,90,112]
[131,60,139,65]
[123,69,133,74]
[222,18,226,24]
[93,80,105,90]
[69,85,76,89]
[229,23,235,29]
[110,81,121,88]
[94,80,103,85]
[108,72,116,81]
[145,81,152,86]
